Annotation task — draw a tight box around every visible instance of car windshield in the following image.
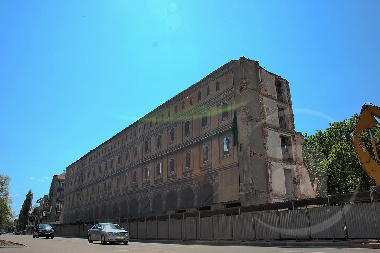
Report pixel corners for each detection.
[104,224,122,230]
[39,224,51,229]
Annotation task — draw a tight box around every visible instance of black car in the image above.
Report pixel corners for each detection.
[33,224,54,239]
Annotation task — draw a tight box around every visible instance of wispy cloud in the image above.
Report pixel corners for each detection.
[293,108,335,122]
[29,176,50,183]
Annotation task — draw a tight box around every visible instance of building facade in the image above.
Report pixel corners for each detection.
[47,173,65,223]
[63,57,315,223]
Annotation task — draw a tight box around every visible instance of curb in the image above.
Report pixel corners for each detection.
[131,239,380,249]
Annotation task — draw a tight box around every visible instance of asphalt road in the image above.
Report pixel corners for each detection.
[0,234,378,253]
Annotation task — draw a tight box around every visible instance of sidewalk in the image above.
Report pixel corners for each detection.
[132,239,380,249]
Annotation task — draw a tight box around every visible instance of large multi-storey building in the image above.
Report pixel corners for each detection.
[63,57,315,223]
[47,173,65,223]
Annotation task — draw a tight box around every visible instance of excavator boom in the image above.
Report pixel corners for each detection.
[352,104,380,185]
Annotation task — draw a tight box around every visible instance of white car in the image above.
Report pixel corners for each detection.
[87,223,129,245]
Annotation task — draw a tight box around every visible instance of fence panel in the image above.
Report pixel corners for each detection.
[129,222,138,239]
[308,205,345,239]
[146,220,157,239]
[200,217,213,239]
[278,209,309,240]
[169,219,182,240]
[232,213,255,240]
[183,217,197,240]
[137,221,146,239]
[157,220,169,239]
[254,211,280,240]
[213,215,232,240]
[345,203,379,239]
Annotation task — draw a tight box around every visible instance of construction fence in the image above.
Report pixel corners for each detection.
[54,197,380,241]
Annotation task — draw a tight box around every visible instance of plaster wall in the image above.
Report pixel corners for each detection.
[266,129,283,160]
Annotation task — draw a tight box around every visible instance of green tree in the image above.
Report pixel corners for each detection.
[303,115,378,196]
[18,190,33,231]
[0,175,13,229]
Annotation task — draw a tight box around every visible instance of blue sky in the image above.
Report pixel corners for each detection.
[1,0,379,215]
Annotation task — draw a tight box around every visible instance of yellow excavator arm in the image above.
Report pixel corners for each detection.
[352,104,380,185]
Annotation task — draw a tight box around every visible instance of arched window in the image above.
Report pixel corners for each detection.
[156,162,162,177]
[201,113,208,128]
[184,121,190,136]
[132,171,137,183]
[223,137,230,155]
[203,145,209,163]
[144,167,150,180]
[222,103,229,120]
[169,158,175,173]
[185,153,191,168]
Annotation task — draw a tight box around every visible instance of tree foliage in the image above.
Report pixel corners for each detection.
[0,174,13,229]
[18,190,33,230]
[303,114,379,196]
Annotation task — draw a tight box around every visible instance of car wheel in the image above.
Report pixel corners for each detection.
[101,235,106,245]
[123,241,129,245]
[88,235,93,243]
[50,235,54,239]
[33,235,35,238]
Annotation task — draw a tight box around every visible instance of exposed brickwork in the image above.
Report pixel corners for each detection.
[62,57,315,223]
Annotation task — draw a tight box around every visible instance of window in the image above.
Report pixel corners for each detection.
[116,176,120,189]
[170,128,175,143]
[125,150,129,163]
[169,158,175,173]
[134,145,138,157]
[182,102,185,110]
[203,145,209,163]
[132,171,137,183]
[156,162,162,177]
[144,167,150,180]
[185,153,191,168]
[223,137,230,155]
[281,136,290,153]
[216,81,220,91]
[206,86,210,96]
[156,134,161,148]
[144,139,149,153]
[281,136,293,161]
[201,113,208,128]
[124,174,128,187]
[190,97,193,105]
[221,103,228,120]
[278,107,287,129]
[184,121,190,136]
[275,80,285,102]
[118,155,121,165]
[198,91,202,101]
